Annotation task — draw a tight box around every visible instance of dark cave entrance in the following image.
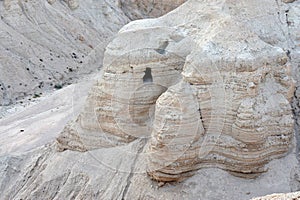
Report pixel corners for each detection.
[143,67,153,83]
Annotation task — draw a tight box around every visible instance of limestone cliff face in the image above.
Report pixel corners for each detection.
[1,0,300,199]
[57,0,298,182]
[58,0,295,181]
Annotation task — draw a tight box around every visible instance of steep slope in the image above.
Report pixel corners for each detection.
[0,0,129,106]
[0,0,188,108]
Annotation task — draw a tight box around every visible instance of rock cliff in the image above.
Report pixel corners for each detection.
[0,0,300,199]
[58,0,297,182]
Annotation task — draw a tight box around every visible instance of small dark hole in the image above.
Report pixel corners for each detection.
[33,94,40,98]
[143,68,153,83]
[54,84,62,89]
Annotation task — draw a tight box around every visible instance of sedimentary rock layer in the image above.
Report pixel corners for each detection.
[57,0,297,182]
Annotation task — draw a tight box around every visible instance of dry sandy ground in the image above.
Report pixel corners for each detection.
[0,74,96,156]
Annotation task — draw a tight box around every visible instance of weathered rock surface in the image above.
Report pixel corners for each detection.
[1,140,299,200]
[252,191,300,200]
[58,0,298,182]
[1,0,300,199]
[0,0,130,106]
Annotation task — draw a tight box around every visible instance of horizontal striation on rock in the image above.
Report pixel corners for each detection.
[147,81,204,182]
[56,25,191,151]
[57,0,297,182]
[57,48,187,150]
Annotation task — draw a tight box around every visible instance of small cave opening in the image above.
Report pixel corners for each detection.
[143,67,153,83]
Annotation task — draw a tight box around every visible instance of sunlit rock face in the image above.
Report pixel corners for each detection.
[57,0,297,182]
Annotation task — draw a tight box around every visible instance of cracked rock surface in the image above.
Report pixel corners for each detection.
[0,0,300,200]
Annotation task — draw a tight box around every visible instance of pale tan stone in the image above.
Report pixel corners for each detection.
[58,0,296,182]
[1,0,300,199]
[252,191,300,200]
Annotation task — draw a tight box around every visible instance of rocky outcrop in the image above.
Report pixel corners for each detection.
[146,16,295,180]
[147,81,205,182]
[57,0,298,182]
[57,26,191,150]
[1,0,300,199]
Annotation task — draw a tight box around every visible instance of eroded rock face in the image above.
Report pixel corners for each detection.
[58,0,297,182]
[118,0,187,20]
[0,0,130,106]
[1,0,300,199]
[0,0,187,107]
[57,26,192,150]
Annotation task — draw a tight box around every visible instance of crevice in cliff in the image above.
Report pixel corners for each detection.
[274,0,299,161]
[292,85,300,159]
[120,138,147,200]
